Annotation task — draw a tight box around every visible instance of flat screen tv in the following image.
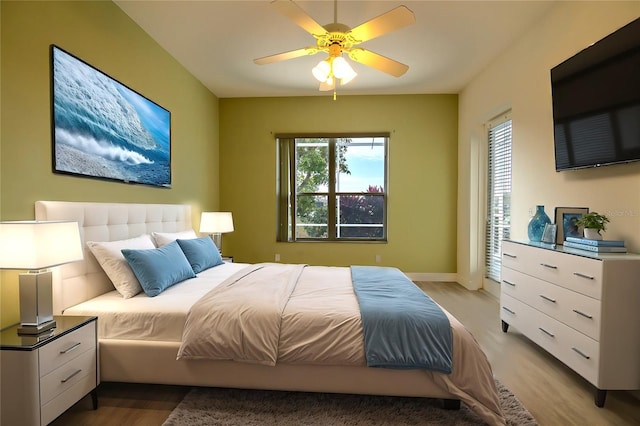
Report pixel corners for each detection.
[51,45,171,187]
[551,18,640,171]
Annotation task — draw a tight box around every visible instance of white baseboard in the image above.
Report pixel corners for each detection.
[405,272,457,282]
[483,278,501,299]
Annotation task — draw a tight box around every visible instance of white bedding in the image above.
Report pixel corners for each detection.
[63,262,249,341]
[64,260,504,425]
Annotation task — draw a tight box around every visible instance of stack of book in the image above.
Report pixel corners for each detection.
[563,236,627,253]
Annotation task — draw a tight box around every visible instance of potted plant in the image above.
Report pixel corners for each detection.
[576,212,610,240]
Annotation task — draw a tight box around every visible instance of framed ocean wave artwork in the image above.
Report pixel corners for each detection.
[51,45,171,187]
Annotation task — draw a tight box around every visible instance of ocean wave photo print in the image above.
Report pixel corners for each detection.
[51,45,171,187]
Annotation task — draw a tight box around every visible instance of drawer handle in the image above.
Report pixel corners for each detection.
[573,309,593,319]
[60,342,82,354]
[573,272,594,280]
[503,253,517,259]
[538,327,555,338]
[502,306,515,314]
[502,280,516,287]
[572,347,591,360]
[539,294,556,303]
[61,369,82,383]
[540,263,557,269]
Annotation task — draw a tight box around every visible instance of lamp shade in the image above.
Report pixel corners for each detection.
[312,59,331,82]
[0,221,83,270]
[200,212,234,234]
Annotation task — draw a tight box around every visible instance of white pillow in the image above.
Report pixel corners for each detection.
[86,234,156,298]
[152,229,197,247]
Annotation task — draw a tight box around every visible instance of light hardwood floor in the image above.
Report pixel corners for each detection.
[52,282,640,425]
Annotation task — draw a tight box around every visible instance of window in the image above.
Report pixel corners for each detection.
[277,135,388,242]
[485,114,512,281]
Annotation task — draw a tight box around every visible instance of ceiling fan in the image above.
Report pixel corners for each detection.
[254,0,416,92]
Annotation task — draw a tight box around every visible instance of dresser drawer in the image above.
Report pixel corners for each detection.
[500,267,528,301]
[502,241,603,299]
[534,280,601,341]
[500,293,535,335]
[501,294,600,385]
[503,268,601,341]
[39,322,96,377]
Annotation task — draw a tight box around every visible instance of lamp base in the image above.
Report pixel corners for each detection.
[19,270,55,332]
[209,233,223,253]
[17,319,57,335]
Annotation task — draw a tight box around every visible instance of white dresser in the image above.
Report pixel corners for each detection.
[0,316,98,425]
[500,240,640,407]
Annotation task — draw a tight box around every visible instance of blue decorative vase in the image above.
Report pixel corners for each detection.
[528,205,551,242]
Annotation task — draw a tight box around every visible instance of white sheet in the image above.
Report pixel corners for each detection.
[176,263,505,425]
[63,262,249,341]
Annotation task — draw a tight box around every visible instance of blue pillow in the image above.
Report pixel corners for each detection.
[176,237,223,274]
[122,241,196,297]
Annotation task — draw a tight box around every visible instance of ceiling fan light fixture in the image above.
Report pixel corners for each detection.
[331,56,351,79]
[340,67,357,85]
[312,59,331,82]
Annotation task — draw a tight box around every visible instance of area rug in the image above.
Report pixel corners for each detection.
[162,379,537,425]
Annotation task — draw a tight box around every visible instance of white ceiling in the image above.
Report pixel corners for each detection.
[114,0,557,98]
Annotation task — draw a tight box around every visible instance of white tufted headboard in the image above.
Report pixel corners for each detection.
[35,201,192,314]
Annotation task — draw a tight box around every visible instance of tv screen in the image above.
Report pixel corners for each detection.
[51,45,171,187]
[551,18,640,171]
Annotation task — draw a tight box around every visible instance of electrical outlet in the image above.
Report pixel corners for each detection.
[275,253,280,262]
[375,254,381,263]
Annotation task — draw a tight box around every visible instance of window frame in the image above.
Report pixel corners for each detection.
[277,133,389,242]
[485,113,512,282]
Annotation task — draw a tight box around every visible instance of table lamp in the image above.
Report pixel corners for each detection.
[199,212,234,253]
[0,221,83,334]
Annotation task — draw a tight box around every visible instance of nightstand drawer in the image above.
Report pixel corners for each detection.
[41,369,96,425]
[40,348,96,406]
[39,322,95,377]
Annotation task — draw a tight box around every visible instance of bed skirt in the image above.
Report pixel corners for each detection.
[99,339,456,398]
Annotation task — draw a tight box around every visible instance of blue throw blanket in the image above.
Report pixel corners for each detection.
[350,266,453,374]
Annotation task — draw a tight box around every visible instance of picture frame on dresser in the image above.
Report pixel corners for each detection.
[554,207,589,245]
[541,223,557,245]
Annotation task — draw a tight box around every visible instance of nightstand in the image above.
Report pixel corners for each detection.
[1,316,98,425]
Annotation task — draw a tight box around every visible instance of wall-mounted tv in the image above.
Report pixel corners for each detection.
[51,45,171,187]
[551,18,640,171]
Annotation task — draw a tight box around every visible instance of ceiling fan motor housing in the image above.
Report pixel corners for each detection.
[317,23,358,52]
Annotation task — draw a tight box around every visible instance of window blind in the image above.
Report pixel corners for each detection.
[485,114,512,282]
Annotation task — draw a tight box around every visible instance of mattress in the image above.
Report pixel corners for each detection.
[63,262,249,341]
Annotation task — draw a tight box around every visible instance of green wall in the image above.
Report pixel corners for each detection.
[0,1,220,326]
[219,95,458,272]
[0,1,459,328]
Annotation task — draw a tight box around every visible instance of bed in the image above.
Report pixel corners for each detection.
[35,200,505,425]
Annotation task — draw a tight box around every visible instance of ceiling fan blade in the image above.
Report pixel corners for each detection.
[348,48,409,77]
[349,6,415,43]
[254,47,319,65]
[319,79,335,92]
[271,0,327,37]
